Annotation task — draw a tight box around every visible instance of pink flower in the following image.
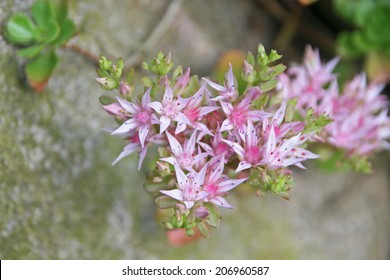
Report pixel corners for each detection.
[148,84,192,134]
[262,101,305,141]
[160,164,209,209]
[223,121,265,173]
[111,89,156,148]
[102,102,128,119]
[198,127,233,159]
[202,155,248,208]
[220,94,271,140]
[173,67,191,95]
[203,64,238,102]
[325,74,390,155]
[161,131,208,171]
[261,126,319,170]
[278,45,339,114]
[179,84,219,135]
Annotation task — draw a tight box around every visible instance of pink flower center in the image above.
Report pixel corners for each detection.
[246,146,262,164]
[215,142,230,155]
[163,103,178,117]
[204,183,219,196]
[178,152,194,168]
[183,107,200,122]
[230,109,247,127]
[136,111,151,125]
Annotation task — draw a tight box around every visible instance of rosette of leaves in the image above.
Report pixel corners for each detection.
[3,0,76,91]
[334,0,390,58]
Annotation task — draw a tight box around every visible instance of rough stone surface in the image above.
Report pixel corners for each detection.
[0,0,389,259]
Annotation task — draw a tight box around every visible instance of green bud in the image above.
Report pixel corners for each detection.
[141,76,154,88]
[173,66,183,81]
[142,62,149,71]
[185,229,195,236]
[113,66,122,80]
[157,50,165,61]
[269,49,283,63]
[259,78,278,92]
[116,57,124,70]
[95,77,117,90]
[246,51,255,66]
[99,56,112,71]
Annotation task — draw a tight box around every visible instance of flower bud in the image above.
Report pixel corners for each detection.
[194,206,209,219]
[95,77,117,90]
[99,56,112,71]
[119,81,131,95]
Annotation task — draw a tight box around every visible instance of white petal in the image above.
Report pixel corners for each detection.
[186,130,197,154]
[222,139,245,159]
[138,146,148,170]
[272,102,286,125]
[138,125,149,148]
[218,177,248,192]
[220,119,234,132]
[111,119,137,135]
[163,85,174,104]
[175,123,187,135]
[174,164,189,190]
[160,157,177,166]
[211,196,233,209]
[198,106,220,117]
[116,97,140,114]
[148,101,163,114]
[166,131,183,156]
[112,143,139,165]
[203,78,227,92]
[193,164,207,190]
[220,101,233,115]
[183,201,195,209]
[159,115,171,134]
[208,155,225,183]
[142,88,151,106]
[160,189,183,202]
[174,112,192,126]
[235,161,252,173]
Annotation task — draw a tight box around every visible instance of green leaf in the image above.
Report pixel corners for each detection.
[250,94,269,110]
[25,50,58,91]
[52,18,76,45]
[31,0,52,26]
[155,196,178,209]
[5,13,36,44]
[17,44,44,58]
[50,0,68,23]
[43,19,61,43]
[197,221,209,238]
[268,49,283,63]
[259,78,278,92]
[98,95,116,106]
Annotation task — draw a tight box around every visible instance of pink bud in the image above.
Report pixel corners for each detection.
[194,206,209,219]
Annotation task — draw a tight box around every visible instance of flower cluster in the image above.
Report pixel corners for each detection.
[278,46,390,171]
[96,45,326,237]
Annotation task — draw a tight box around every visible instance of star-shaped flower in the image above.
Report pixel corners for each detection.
[161,131,208,171]
[111,89,156,148]
[160,164,209,209]
[220,94,271,141]
[203,64,238,102]
[148,84,192,134]
[202,155,248,208]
